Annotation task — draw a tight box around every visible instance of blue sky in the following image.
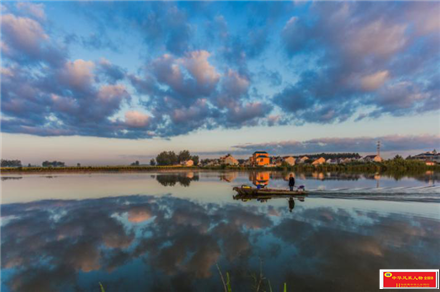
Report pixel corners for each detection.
[1,1,439,165]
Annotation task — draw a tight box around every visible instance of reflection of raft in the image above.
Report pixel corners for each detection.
[233,185,308,196]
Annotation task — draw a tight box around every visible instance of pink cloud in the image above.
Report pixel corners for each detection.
[125,110,150,128]
[1,14,48,55]
[61,59,95,91]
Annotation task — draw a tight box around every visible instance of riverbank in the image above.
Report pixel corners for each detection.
[1,162,438,175]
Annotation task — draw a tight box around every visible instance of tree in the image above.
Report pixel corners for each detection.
[42,161,65,167]
[77,163,81,167]
[150,159,156,166]
[1,159,22,167]
[178,150,191,163]
[156,151,177,166]
[191,155,199,166]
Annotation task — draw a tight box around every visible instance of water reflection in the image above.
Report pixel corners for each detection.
[2,191,439,292]
[249,172,271,187]
[233,192,306,213]
[155,172,199,187]
[219,172,238,182]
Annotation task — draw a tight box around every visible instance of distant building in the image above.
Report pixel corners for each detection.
[363,155,383,163]
[411,150,440,163]
[250,151,270,166]
[272,156,295,166]
[312,157,326,165]
[326,158,339,165]
[425,161,436,166]
[220,154,239,166]
[283,156,296,166]
[181,160,194,167]
[340,158,353,164]
[297,156,309,164]
[201,159,220,166]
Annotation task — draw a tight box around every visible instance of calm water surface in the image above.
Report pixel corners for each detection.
[1,171,440,292]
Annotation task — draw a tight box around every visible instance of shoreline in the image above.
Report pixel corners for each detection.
[1,164,438,175]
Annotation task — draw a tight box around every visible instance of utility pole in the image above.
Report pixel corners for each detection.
[377,140,381,157]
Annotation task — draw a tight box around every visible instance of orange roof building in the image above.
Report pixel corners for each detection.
[250,151,270,166]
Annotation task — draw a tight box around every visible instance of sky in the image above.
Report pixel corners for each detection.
[1,1,439,165]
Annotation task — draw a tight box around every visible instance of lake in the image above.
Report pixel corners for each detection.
[1,171,440,292]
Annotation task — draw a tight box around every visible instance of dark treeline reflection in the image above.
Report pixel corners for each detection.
[1,177,22,181]
[2,195,439,292]
[155,173,199,187]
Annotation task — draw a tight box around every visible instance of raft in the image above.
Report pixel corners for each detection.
[233,185,308,196]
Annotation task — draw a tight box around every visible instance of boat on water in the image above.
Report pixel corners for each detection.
[233,185,308,196]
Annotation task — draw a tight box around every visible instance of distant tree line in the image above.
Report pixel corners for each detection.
[1,159,22,167]
[42,161,65,167]
[295,153,361,160]
[154,150,199,166]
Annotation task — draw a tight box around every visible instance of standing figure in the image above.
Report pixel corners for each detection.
[289,174,295,191]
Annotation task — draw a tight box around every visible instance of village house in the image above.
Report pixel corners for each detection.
[297,156,309,164]
[249,151,270,166]
[326,158,339,165]
[425,161,436,166]
[271,156,282,166]
[283,156,296,166]
[272,156,295,166]
[411,150,440,163]
[312,157,326,165]
[340,158,353,164]
[363,155,383,162]
[220,154,239,166]
[181,159,194,167]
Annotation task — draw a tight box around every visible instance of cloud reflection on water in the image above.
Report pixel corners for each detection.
[2,192,439,292]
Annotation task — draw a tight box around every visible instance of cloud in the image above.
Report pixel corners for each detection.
[232,134,440,155]
[361,70,389,91]
[1,12,66,66]
[96,58,126,83]
[16,2,46,21]
[277,2,440,124]
[179,50,220,89]
[124,111,151,128]
[1,14,48,56]
[60,59,95,92]
[1,2,439,140]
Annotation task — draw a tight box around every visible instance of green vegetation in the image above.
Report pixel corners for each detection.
[1,156,437,175]
[1,159,22,167]
[216,263,288,292]
[42,161,65,167]
[155,150,199,166]
[294,152,361,160]
[0,165,198,173]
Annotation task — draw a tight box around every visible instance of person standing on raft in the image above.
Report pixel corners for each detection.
[289,174,295,191]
